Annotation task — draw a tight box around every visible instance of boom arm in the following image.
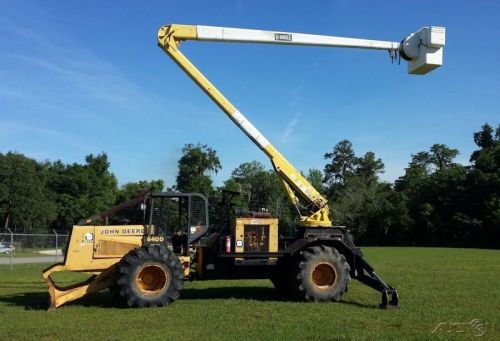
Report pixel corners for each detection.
[157,24,445,227]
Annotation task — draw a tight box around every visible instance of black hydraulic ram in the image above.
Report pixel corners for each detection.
[353,251,399,309]
[338,233,399,309]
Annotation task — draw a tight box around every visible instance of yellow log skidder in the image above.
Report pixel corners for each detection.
[43,23,445,310]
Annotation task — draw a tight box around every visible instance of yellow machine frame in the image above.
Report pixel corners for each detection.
[42,22,434,310]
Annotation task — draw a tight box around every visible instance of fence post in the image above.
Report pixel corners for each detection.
[7,228,13,270]
[53,229,59,263]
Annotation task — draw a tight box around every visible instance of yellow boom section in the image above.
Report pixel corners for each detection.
[157,24,331,227]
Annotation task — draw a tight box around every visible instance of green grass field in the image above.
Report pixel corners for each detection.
[0,247,498,340]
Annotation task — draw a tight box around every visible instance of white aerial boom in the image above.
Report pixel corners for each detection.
[171,25,445,74]
[157,24,445,227]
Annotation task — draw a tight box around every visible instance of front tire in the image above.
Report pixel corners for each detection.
[291,245,350,302]
[116,245,184,308]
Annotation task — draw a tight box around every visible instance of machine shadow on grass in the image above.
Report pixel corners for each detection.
[0,286,288,310]
[0,285,375,310]
[0,291,122,310]
[180,286,288,301]
[182,287,376,309]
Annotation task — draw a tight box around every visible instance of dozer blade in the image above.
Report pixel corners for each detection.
[42,263,116,311]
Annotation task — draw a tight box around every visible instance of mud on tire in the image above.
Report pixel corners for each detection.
[116,245,184,308]
[291,245,350,302]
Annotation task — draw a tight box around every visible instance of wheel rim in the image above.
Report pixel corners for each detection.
[135,263,169,295]
[312,262,337,289]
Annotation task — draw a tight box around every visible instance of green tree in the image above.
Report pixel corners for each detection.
[116,180,164,204]
[324,139,357,188]
[0,152,56,231]
[429,144,459,171]
[176,143,221,197]
[356,152,385,185]
[395,142,468,246]
[464,123,500,247]
[225,161,267,208]
[470,123,495,162]
[224,161,283,212]
[84,154,118,214]
[397,143,459,190]
[323,141,393,243]
[408,151,431,174]
[47,153,118,229]
[306,168,324,193]
[224,161,296,234]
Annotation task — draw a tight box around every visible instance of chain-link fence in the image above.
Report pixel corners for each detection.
[0,229,69,269]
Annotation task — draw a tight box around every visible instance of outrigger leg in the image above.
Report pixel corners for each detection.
[352,252,399,309]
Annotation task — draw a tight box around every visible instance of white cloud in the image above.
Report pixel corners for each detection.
[281,112,302,143]
[0,119,91,153]
[0,49,155,114]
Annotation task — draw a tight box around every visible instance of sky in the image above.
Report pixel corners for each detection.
[0,0,499,188]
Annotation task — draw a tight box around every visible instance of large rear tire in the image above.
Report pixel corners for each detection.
[116,245,183,308]
[291,245,350,302]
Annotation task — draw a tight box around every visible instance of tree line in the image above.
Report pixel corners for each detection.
[1,123,498,248]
